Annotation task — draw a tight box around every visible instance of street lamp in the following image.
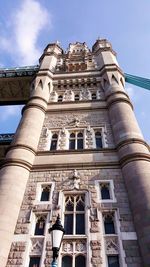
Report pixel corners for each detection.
[49,214,65,267]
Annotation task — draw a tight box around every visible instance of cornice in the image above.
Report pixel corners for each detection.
[37,147,117,156]
[6,144,36,155]
[0,158,32,171]
[105,91,133,110]
[116,138,150,151]
[31,161,120,172]
[119,153,150,168]
[22,102,46,114]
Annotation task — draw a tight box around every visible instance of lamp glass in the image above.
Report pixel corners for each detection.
[52,229,64,249]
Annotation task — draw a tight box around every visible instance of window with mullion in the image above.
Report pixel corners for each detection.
[64,195,85,235]
[69,132,84,150]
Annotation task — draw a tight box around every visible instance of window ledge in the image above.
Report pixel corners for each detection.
[63,235,87,240]
[37,147,116,155]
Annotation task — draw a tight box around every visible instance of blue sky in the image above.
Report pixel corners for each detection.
[0,0,150,142]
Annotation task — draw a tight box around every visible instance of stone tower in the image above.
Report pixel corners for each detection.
[0,39,150,267]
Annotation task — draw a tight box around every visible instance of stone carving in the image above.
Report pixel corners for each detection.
[80,88,91,100]
[69,169,81,189]
[76,241,86,252]
[63,242,73,252]
[63,89,74,101]
[90,240,102,266]
[86,126,94,148]
[49,91,58,102]
[59,127,67,149]
[90,240,102,267]
[90,221,99,233]
[31,238,44,255]
[42,128,49,137]
[105,236,119,255]
[6,242,26,266]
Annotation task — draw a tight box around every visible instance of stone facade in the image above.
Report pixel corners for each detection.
[0,39,150,267]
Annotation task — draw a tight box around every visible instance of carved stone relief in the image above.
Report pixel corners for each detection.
[58,127,67,150]
[105,236,119,255]
[80,88,91,100]
[86,126,94,148]
[63,89,74,101]
[30,238,44,255]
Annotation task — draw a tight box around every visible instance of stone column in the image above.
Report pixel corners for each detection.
[93,39,150,266]
[0,42,63,267]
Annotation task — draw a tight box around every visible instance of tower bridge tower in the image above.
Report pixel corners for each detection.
[0,39,150,267]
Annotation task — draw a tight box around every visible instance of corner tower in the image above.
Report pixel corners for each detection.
[0,39,149,267]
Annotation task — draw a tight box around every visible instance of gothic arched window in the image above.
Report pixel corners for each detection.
[77,132,83,149]
[58,95,63,102]
[92,93,97,100]
[69,133,76,150]
[69,132,84,150]
[50,133,58,150]
[62,255,72,267]
[95,131,103,148]
[75,255,86,267]
[75,94,79,101]
[64,195,85,235]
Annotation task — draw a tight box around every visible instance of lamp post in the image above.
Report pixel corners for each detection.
[49,214,65,267]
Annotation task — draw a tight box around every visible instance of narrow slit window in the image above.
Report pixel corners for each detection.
[69,133,76,150]
[77,132,83,149]
[92,93,97,100]
[50,134,58,150]
[75,94,79,101]
[100,183,110,200]
[58,95,63,102]
[104,214,115,234]
[95,131,103,148]
[34,216,46,235]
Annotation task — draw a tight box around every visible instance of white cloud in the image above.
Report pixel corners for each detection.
[0,0,51,65]
[0,106,23,121]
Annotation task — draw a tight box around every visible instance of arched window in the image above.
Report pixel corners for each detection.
[58,95,63,102]
[64,195,85,235]
[62,255,72,267]
[95,131,102,148]
[69,133,76,150]
[75,255,86,267]
[40,186,50,201]
[104,214,115,234]
[34,216,46,235]
[75,94,79,101]
[50,133,58,150]
[77,132,83,149]
[92,93,97,100]
[100,183,110,200]
[69,132,84,150]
